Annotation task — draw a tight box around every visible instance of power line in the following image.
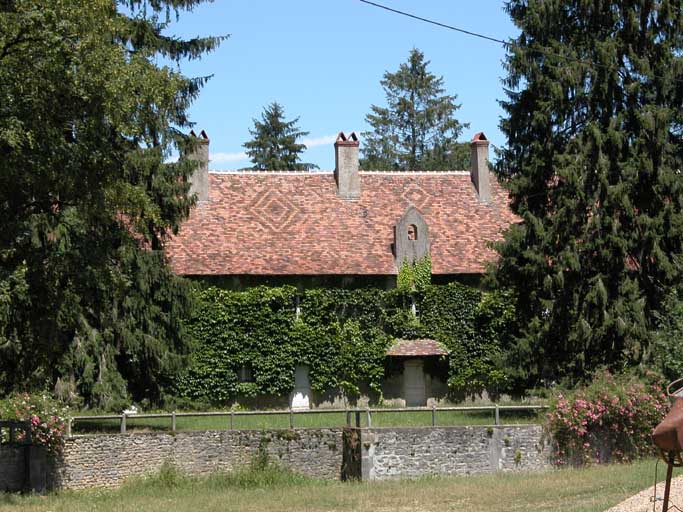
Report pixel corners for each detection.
[359,0,509,47]
[358,0,683,84]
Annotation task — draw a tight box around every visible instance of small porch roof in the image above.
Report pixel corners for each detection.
[386,339,449,357]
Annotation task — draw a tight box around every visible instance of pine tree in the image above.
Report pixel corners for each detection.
[0,0,224,407]
[361,48,469,171]
[243,102,317,170]
[490,0,683,388]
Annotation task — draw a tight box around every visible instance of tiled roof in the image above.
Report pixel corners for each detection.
[164,170,517,276]
[386,339,449,357]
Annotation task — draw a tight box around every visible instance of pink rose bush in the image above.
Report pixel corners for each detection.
[0,393,68,455]
[547,371,669,466]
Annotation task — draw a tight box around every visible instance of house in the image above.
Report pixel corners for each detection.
[165,130,517,407]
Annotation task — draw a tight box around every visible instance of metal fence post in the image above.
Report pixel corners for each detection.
[120,413,127,434]
[366,408,372,428]
[355,410,361,428]
[66,418,72,438]
[171,412,176,432]
[494,404,500,426]
[289,408,294,429]
[345,408,350,427]
[230,410,234,430]
[431,405,436,427]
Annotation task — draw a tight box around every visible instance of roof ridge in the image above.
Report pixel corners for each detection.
[209,170,471,175]
[210,170,334,175]
[359,170,469,175]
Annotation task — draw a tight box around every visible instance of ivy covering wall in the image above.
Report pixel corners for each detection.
[175,283,515,404]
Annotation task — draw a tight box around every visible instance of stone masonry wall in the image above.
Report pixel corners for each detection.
[51,429,344,490]
[1,425,551,491]
[360,425,550,480]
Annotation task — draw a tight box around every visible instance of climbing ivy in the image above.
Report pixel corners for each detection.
[397,255,431,291]
[414,255,432,290]
[175,283,515,404]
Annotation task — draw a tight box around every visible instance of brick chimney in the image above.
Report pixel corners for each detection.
[334,132,360,200]
[470,132,490,202]
[188,129,209,202]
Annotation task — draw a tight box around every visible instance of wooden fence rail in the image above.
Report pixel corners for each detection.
[68,405,549,435]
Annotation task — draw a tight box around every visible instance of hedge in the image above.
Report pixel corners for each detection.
[175,283,515,404]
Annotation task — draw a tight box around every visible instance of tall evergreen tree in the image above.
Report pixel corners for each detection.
[490,0,683,388]
[0,0,224,407]
[361,48,469,171]
[243,102,317,170]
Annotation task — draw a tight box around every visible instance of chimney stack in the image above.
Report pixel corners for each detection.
[334,132,360,200]
[470,132,490,202]
[188,129,209,202]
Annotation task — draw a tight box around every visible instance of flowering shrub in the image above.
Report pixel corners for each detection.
[547,371,669,466]
[0,393,68,455]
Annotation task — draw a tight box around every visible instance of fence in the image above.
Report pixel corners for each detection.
[0,420,31,445]
[69,405,548,435]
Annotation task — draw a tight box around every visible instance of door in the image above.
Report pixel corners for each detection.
[290,365,311,411]
[403,359,426,406]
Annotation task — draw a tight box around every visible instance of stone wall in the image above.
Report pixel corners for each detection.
[359,425,550,480]
[1,425,551,491]
[51,429,344,490]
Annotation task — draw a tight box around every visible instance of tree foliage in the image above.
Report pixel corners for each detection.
[243,102,317,171]
[0,0,223,408]
[489,0,683,388]
[361,48,469,171]
[650,289,683,382]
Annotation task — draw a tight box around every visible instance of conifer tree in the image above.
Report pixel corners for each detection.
[490,0,683,388]
[0,0,224,407]
[361,48,469,171]
[243,102,317,170]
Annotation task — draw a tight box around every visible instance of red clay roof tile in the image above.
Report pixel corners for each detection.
[164,171,516,275]
[386,339,449,357]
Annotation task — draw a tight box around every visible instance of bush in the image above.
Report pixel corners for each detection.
[0,392,68,454]
[546,371,668,466]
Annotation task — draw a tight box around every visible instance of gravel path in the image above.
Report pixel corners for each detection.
[607,475,683,512]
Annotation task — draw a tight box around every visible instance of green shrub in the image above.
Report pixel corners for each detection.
[546,371,668,466]
[0,392,68,454]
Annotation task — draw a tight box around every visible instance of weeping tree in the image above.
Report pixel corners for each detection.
[0,0,224,408]
[490,0,683,388]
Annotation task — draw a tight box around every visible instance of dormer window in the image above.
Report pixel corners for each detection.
[394,205,429,267]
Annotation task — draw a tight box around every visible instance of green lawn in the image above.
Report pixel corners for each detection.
[71,407,543,434]
[0,458,672,512]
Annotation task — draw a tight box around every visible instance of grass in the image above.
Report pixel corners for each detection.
[0,458,675,512]
[71,407,543,434]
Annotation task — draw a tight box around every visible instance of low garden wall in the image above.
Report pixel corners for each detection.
[51,429,344,489]
[353,425,551,480]
[1,425,550,491]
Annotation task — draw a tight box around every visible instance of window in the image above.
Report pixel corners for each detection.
[408,224,418,241]
[238,364,254,382]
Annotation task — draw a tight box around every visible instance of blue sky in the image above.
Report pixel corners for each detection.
[170,1,519,170]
